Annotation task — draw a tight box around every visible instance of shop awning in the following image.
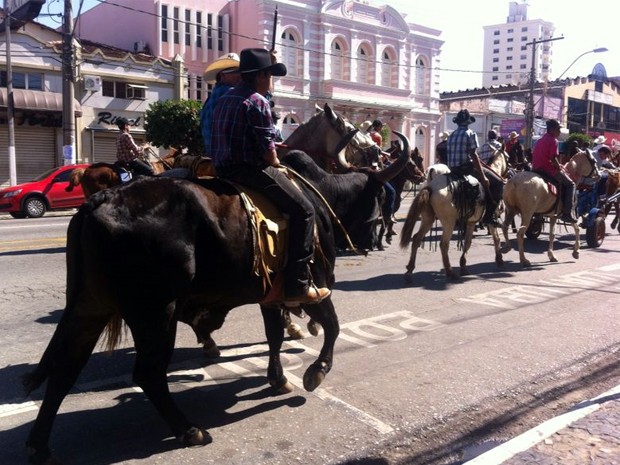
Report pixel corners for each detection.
[0,88,82,114]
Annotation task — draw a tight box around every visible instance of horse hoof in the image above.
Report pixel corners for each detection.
[303,362,328,392]
[287,323,305,340]
[269,377,293,394]
[178,427,212,447]
[522,260,531,267]
[404,272,413,284]
[500,246,511,255]
[202,341,221,358]
[307,320,320,337]
[496,256,504,267]
[27,447,61,465]
[550,257,558,263]
[572,251,580,259]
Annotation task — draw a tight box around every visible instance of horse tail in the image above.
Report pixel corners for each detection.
[399,187,430,249]
[23,210,87,395]
[65,168,86,193]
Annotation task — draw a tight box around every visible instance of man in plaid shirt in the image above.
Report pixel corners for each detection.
[211,48,330,307]
[446,109,503,226]
[116,117,154,176]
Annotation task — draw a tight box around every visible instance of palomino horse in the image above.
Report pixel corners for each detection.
[399,169,503,282]
[500,150,600,266]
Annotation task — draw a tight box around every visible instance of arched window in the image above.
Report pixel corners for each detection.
[415,126,426,163]
[280,29,301,77]
[356,44,371,84]
[415,56,428,95]
[331,39,345,80]
[380,48,396,87]
[282,114,301,140]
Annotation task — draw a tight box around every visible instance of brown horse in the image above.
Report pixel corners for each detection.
[500,150,600,266]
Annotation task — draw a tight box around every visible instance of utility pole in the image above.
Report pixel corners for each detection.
[62,0,75,165]
[4,0,16,185]
[524,36,563,150]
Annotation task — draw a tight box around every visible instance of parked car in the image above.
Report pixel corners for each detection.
[0,164,89,218]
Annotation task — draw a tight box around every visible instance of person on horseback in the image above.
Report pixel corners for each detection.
[200,53,242,156]
[116,117,154,177]
[446,109,503,227]
[211,48,330,306]
[505,131,525,167]
[368,119,398,237]
[479,129,502,164]
[531,119,578,224]
[435,131,450,164]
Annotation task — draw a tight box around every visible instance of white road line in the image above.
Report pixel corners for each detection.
[463,383,620,464]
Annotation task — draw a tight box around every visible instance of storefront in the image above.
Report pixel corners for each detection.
[0,89,81,187]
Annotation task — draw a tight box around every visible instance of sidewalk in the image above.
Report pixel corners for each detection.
[464,384,620,464]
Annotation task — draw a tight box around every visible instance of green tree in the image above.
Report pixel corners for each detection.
[144,99,204,155]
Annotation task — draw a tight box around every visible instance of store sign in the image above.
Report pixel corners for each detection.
[95,111,143,128]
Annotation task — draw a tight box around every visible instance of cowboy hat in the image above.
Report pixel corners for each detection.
[439,130,451,141]
[508,131,518,139]
[204,53,240,83]
[453,109,475,125]
[234,48,287,76]
[593,135,607,145]
[359,120,372,133]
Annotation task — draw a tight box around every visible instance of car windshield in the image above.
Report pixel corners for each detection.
[32,168,60,181]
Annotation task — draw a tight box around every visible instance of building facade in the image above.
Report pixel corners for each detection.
[482,1,554,88]
[75,0,445,166]
[0,18,179,187]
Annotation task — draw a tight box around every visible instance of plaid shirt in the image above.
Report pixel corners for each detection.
[446,125,479,168]
[479,139,502,164]
[211,83,276,170]
[116,132,143,164]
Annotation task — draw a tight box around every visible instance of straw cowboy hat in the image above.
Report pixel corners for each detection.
[439,130,451,141]
[453,109,475,125]
[359,120,372,133]
[508,131,519,139]
[204,53,240,83]
[593,135,607,145]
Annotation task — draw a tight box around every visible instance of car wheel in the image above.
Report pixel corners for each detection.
[586,216,605,248]
[9,212,27,219]
[24,197,47,218]
[525,215,544,240]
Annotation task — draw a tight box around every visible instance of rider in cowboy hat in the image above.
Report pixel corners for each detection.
[211,48,330,306]
[446,109,504,226]
[200,53,242,155]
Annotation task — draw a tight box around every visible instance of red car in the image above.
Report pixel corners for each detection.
[0,164,89,218]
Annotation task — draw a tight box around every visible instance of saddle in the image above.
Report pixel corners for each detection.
[447,172,483,221]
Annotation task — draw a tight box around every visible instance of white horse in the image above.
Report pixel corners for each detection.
[399,171,503,282]
[500,150,600,266]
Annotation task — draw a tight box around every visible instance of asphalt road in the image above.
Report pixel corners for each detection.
[1,205,619,465]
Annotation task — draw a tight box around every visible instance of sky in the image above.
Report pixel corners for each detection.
[36,0,618,92]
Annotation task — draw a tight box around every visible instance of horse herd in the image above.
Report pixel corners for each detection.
[23,104,620,464]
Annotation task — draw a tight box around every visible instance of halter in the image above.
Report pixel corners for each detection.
[571,150,599,184]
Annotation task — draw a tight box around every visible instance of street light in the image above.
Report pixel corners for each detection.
[555,47,608,81]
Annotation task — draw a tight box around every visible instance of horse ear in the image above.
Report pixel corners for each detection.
[324,103,337,123]
[315,104,322,113]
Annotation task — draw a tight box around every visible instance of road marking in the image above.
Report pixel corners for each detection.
[0,400,38,418]
[463,383,620,464]
[0,237,66,252]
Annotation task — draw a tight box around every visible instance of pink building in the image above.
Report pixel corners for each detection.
[76,0,444,164]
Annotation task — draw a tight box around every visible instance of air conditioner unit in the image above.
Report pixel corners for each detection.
[84,75,102,92]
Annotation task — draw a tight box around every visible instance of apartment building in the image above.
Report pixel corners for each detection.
[482,1,554,88]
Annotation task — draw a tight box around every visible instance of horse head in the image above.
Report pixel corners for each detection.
[567,150,600,182]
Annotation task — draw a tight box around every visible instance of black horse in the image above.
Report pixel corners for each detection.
[22,131,409,464]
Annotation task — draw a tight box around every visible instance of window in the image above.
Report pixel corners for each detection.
[0,71,43,90]
[493,39,500,45]
[173,7,179,44]
[493,58,499,63]
[507,28,514,33]
[196,11,202,48]
[356,44,371,84]
[196,76,202,102]
[331,40,344,80]
[207,14,212,49]
[493,48,499,53]
[507,65,513,70]
[381,48,396,87]
[185,9,191,46]
[521,45,527,51]
[415,56,427,94]
[507,56,513,61]
[520,64,527,69]
[521,36,527,41]
[520,54,527,60]
[281,30,300,77]
[492,66,499,72]
[505,74,512,78]
[217,15,223,52]
[492,76,498,81]
[507,47,513,52]
[521,27,528,32]
[507,38,513,43]
[494,30,500,36]
[101,80,146,99]
[161,4,168,43]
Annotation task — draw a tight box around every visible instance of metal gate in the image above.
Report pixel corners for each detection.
[0,126,57,187]
[92,132,146,164]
